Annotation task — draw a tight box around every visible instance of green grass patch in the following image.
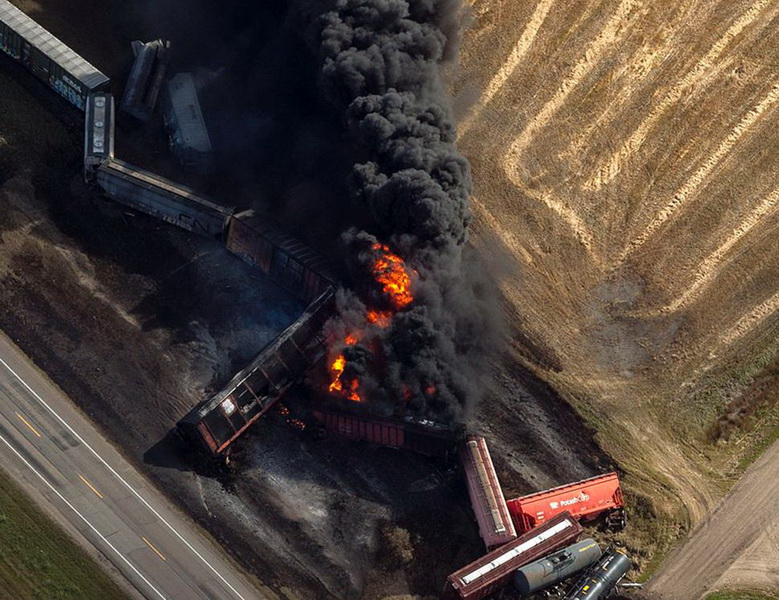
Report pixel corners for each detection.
[0,467,130,599]
[705,589,779,600]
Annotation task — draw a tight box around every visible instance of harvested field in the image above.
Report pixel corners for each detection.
[456,0,779,583]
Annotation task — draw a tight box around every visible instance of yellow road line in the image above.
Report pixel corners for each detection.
[79,474,104,499]
[142,536,166,562]
[16,412,41,437]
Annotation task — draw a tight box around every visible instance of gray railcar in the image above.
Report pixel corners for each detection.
[563,549,632,600]
[0,0,109,110]
[513,538,601,595]
[120,39,169,121]
[84,93,115,180]
[162,73,212,166]
[96,158,233,238]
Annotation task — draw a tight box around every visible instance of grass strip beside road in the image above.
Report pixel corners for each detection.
[0,466,130,599]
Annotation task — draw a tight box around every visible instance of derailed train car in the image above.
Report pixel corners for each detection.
[312,408,466,457]
[84,93,115,179]
[508,472,626,533]
[0,0,109,110]
[120,39,169,121]
[225,210,336,303]
[563,549,632,600]
[96,158,233,238]
[178,288,335,455]
[460,435,517,551]
[443,512,583,600]
[513,538,602,596]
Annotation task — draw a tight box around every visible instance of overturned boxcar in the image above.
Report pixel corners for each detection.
[178,288,335,455]
[460,435,517,551]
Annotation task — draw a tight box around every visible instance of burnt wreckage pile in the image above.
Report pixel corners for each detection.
[2,3,635,598]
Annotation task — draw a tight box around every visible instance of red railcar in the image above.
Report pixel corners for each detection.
[459,435,517,551]
[312,408,466,457]
[507,472,625,534]
[443,511,583,600]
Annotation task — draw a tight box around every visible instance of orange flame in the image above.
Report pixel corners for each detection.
[328,351,362,402]
[329,355,347,393]
[367,310,392,328]
[371,243,414,309]
[326,243,415,404]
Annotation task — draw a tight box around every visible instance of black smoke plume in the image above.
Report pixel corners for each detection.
[317,0,499,422]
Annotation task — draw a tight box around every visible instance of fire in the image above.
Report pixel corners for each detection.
[328,355,347,393]
[367,309,392,328]
[371,243,414,309]
[328,353,362,402]
[327,242,416,404]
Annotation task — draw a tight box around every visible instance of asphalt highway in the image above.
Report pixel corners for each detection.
[0,330,267,600]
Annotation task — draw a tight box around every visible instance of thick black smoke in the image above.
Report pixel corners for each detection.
[317,0,498,421]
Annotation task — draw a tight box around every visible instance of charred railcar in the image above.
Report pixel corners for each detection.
[460,435,517,551]
[96,158,233,238]
[226,210,336,303]
[0,0,109,110]
[507,472,626,533]
[178,288,335,455]
[443,512,583,600]
[312,408,466,457]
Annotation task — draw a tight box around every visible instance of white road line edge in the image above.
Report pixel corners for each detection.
[0,355,249,600]
[0,431,167,600]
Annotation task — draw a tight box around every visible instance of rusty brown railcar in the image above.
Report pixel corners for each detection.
[225,210,337,303]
